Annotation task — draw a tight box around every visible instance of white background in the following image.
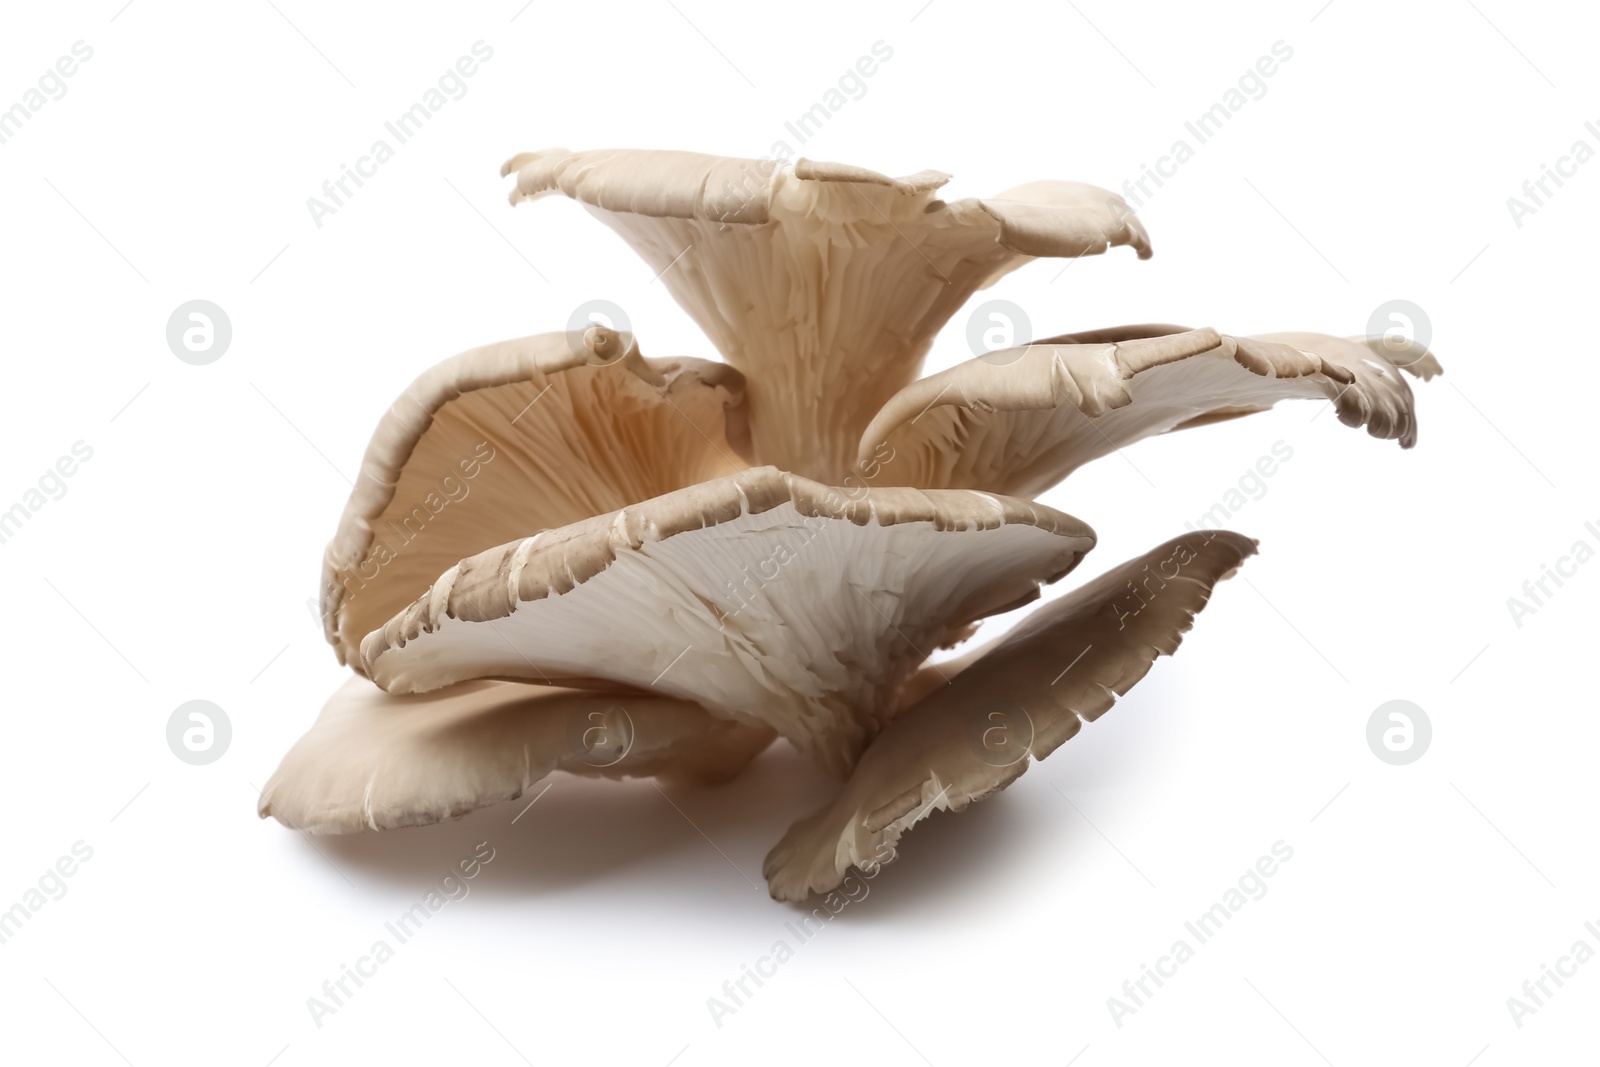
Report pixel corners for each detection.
[1,1,1595,1064]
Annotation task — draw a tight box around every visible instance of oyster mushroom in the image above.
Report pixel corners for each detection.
[503,148,1150,482]
[857,324,1439,495]
[258,676,775,835]
[321,327,750,667]
[360,466,1093,774]
[764,530,1255,901]
[261,148,1440,902]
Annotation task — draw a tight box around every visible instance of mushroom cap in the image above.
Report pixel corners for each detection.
[763,530,1256,901]
[503,148,1149,482]
[857,324,1439,496]
[360,466,1096,775]
[258,675,775,835]
[321,329,750,667]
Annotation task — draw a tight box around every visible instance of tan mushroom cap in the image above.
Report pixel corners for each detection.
[763,530,1256,901]
[258,676,775,835]
[503,148,1150,483]
[361,466,1096,775]
[857,324,1441,497]
[322,328,751,667]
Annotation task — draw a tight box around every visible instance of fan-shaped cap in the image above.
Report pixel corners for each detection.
[360,466,1096,775]
[857,324,1439,496]
[322,328,750,667]
[503,148,1149,482]
[763,530,1255,900]
[258,676,774,835]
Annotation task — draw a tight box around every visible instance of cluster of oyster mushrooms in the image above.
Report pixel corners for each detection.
[259,148,1440,901]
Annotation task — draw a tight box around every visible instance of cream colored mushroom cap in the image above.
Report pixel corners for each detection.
[764,530,1256,901]
[361,466,1096,775]
[259,675,774,835]
[320,328,751,668]
[857,325,1442,496]
[503,147,1150,482]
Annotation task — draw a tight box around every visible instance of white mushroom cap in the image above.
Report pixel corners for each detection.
[503,148,1149,483]
[763,530,1256,901]
[857,324,1440,496]
[258,675,774,835]
[361,466,1096,775]
[321,328,750,667]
